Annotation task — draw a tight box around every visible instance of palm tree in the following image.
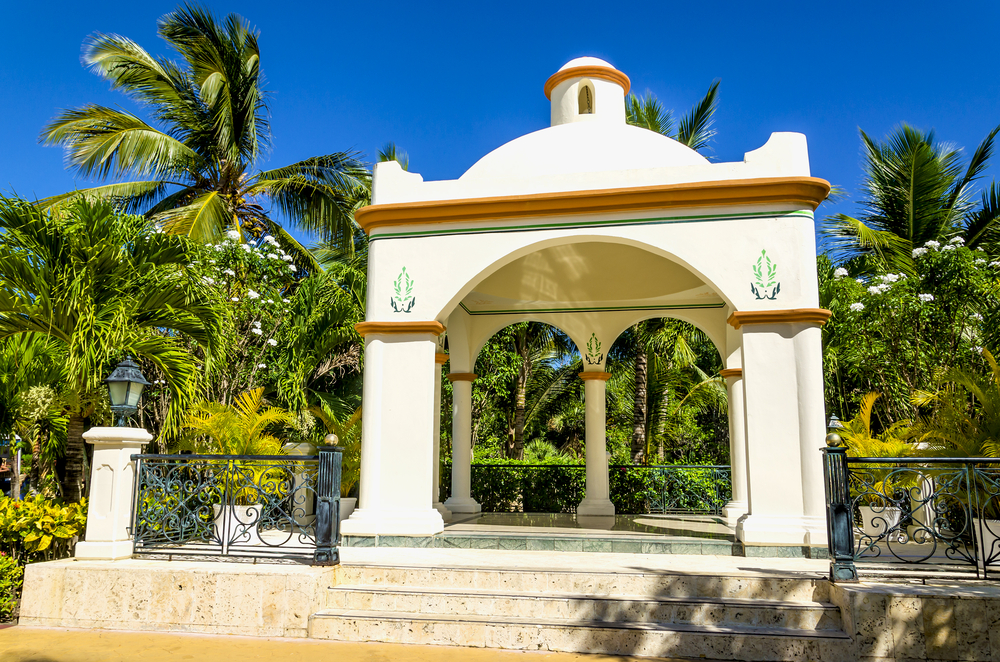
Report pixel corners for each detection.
[39,4,369,265]
[822,124,1000,273]
[0,196,224,501]
[182,387,294,455]
[911,349,1000,459]
[626,81,720,151]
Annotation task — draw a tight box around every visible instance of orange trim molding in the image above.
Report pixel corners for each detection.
[728,309,832,330]
[356,177,831,235]
[447,373,478,382]
[720,368,743,379]
[578,371,612,381]
[355,321,446,337]
[544,66,631,98]
[434,352,449,364]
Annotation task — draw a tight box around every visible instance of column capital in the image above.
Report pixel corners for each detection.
[434,352,449,364]
[447,372,477,382]
[355,321,446,337]
[82,426,153,447]
[727,309,831,330]
[578,371,611,381]
[720,368,743,379]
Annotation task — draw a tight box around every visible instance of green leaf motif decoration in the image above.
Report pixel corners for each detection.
[750,250,780,300]
[391,267,416,313]
[586,333,604,365]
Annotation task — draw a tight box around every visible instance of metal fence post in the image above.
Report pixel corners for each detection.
[822,442,858,582]
[314,444,343,566]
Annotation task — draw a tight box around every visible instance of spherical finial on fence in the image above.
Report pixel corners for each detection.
[324,433,339,446]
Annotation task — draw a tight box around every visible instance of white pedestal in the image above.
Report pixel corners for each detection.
[75,427,152,561]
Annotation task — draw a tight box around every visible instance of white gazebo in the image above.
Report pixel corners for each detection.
[341,57,831,547]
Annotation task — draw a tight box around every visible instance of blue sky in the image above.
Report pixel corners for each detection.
[2,1,998,250]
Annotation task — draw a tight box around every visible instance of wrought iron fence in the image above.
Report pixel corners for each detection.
[130,446,342,564]
[440,463,731,515]
[823,446,1000,581]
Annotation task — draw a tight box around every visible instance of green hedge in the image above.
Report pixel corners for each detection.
[441,463,731,515]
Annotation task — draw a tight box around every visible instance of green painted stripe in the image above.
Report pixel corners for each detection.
[369,209,813,241]
[458,301,726,316]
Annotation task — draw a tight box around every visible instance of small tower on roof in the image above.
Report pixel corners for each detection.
[544,57,631,126]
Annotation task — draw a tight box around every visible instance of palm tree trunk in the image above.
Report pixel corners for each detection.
[63,414,86,503]
[514,370,527,461]
[631,346,648,464]
[29,431,42,492]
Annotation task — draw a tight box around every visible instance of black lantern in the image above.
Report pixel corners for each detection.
[105,356,150,426]
[826,413,845,447]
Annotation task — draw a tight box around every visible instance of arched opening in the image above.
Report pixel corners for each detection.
[607,317,728,467]
[578,84,594,114]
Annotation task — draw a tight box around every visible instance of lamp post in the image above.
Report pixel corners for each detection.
[105,356,150,427]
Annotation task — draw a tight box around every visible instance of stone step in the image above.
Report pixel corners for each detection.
[326,585,843,632]
[308,610,854,661]
[334,564,830,602]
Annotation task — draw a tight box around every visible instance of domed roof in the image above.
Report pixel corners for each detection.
[460,121,710,181]
[557,56,614,71]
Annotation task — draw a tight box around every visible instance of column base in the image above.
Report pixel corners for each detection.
[577,498,615,517]
[443,496,481,514]
[340,507,445,536]
[75,540,134,560]
[737,514,827,546]
[433,501,453,522]
[722,500,748,527]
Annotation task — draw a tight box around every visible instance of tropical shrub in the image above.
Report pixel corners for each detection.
[0,496,87,563]
[0,554,23,622]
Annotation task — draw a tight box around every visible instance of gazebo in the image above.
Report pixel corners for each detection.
[341,57,831,547]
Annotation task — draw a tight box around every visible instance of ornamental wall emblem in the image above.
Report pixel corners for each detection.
[585,333,604,365]
[391,267,415,313]
[751,250,780,300]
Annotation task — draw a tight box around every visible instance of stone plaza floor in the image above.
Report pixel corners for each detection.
[0,626,704,662]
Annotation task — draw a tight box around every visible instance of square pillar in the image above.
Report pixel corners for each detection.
[75,427,152,560]
[721,368,749,526]
[341,321,446,536]
[432,353,452,521]
[732,309,830,546]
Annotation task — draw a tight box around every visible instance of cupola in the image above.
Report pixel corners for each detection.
[544,57,630,126]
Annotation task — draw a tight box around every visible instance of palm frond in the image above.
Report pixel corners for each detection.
[675,80,719,152]
[626,92,673,137]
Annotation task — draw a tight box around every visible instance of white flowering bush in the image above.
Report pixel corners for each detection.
[820,244,998,422]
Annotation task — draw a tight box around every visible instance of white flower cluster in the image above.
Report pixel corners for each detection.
[912,247,929,258]
[949,237,965,245]
[918,293,935,302]
[267,338,278,347]
[834,267,849,279]
[258,363,267,369]
[868,284,890,295]
[223,268,236,277]
[226,229,240,241]
[942,244,956,251]
[924,240,941,249]
[247,289,260,300]
[972,346,983,354]
[850,302,865,312]
[991,261,1000,268]
[881,273,903,284]
[972,312,984,321]
[251,320,263,335]
[975,259,987,265]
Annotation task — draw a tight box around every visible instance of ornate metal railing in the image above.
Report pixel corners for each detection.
[130,446,342,564]
[441,463,731,515]
[823,446,1000,581]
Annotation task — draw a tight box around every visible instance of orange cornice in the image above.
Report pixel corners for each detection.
[578,371,612,381]
[727,309,832,330]
[447,373,478,382]
[355,177,831,235]
[544,66,631,98]
[434,352,449,364]
[720,368,743,379]
[355,321,446,337]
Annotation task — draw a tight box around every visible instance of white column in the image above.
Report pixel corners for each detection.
[721,369,749,526]
[736,313,829,546]
[444,373,481,513]
[432,353,452,521]
[75,427,152,560]
[341,325,446,536]
[577,372,615,517]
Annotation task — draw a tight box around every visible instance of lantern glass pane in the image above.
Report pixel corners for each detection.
[126,381,144,407]
[108,381,128,407]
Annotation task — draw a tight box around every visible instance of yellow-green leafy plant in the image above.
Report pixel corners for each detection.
[840,392,919,499]
[182,388,296,505]
[0,496,87,563]
[0,552,24,622]
[310,405,362,498]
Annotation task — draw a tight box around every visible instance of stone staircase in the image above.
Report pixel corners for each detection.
[309,564,854,660]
